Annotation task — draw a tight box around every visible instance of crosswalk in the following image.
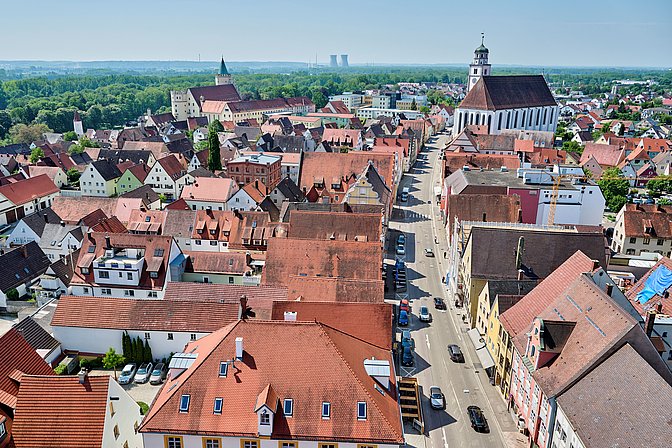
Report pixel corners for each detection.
[404,211,430,221]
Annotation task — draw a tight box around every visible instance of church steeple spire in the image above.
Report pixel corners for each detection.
[215,56,233,86]
[219,57,229,75]
[468,34,491,92]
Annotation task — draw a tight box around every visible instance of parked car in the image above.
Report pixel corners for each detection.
[430,386,446,409]
[424,248,435,257]
[434,297,446,310]
[419,306,430,322]
[398,309,409,326]
[396,244,405,256]
[401,330,413,349]
[118,363,137,385]
[400,299,410,312]
[467,406,489,432]
[448,344,465,363]
[134,362,154,384]
[397,234,406,245]
[401,345,414,367]
[149,362,168,385]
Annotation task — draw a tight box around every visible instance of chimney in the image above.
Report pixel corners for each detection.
[78,368,88,384]
[22,244,28,258]
[515,236,525,270]
[105,234,112,250]
[60,220,65,227]
[644,309,657,338]
[284,311,297,321]
[43,213,49,223]
[235,337,244,360]
[592,259,601,271]
[517,209,523,223]
[517,269,525,281]
[605,283,614,297]
[239,295,248,321]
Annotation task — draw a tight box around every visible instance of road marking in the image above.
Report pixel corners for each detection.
[441,427,449,448]
[425,334,431,350]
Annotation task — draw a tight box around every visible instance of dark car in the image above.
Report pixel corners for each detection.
[448,344,465,363]
[434,297,446,310]
[401,345,414,367]
[467,406,489,432]
[401,330,414,349]
[398,309,409,326]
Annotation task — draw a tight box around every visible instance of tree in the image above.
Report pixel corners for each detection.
[143,339,153,363]
[210,119,224,133]
[30,147,44,163]
[68,144,84,155]
[66,167,81,184]
[658,198,672,205]
[102,347,125,380]
[0,111,12,139]
[598,167,630,212]
[410,98,417,110]
[207,123,222,171]
[9,123,52,144]
[121,332,132,360]
[62,131,78,141]
[419,105,431,114]
[561,140,583,154]
[647,176,672,196]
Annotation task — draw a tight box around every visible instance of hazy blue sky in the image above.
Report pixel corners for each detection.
[2,0,670,67]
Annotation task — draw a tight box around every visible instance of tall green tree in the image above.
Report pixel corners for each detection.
[410,98,417,110]
[102,347,125,380]
[207,122,222,171]
[144,339,153,363]
[10,123,51,144]
[210,119,224,133]
[598,167,629,212]
[30,147,44,163]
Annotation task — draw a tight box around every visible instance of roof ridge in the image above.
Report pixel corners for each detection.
[317,323,402,441]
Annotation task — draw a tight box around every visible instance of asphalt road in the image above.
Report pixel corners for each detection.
[390,132,508,448]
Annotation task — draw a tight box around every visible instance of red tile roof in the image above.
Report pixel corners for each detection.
[184,251,249,275]
[140,320,403,443]
[287,211,383,242]
[127,162,151,183]
[181,177,238,203]
[89,216,127,233]
[579,143,625,167]
[51,295,239,332]
[0,329,54,409]
[625,257,672,315]
[51,197,144,225]
[12,375,111,448]
[621,203,672,238]
[262,237,382,286]
[271,301,392,349]
[285,276,385,303]
[499,251,597,342]
[443,153,520,176]
[459,75,556,110]
[156,154,186,180]
[0,175,58,206]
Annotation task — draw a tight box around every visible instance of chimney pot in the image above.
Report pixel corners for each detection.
[605,283,614,296]
[60,220,65,227]
[235,337,244,360]
[644,309,657,338]
[22,244,28,258]
[105,234,112,250]
[43,213,49,223]
[239,295,248,320]
[78,368,88,384]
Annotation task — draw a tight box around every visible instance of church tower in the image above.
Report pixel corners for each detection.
[468,34,491,92]
[215,57,233,86]
[73,110,84,136]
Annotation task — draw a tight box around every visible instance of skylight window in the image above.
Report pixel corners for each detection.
[219,362,228,377]
[145,216,151,222]
[213,397,223,414]
[88,245,95,253]
[321,402,331,419]
[154,248,165,257]
[283,399,293,416]
[179,394,190,412]
[357,402,367,420]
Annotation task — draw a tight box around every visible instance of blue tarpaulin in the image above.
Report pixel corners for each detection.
[637,265,672,304]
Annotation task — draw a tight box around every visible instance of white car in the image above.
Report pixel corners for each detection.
[396,245,405,256]
[134,362,153,384]
[430,386,445,409]
[419,306,430,322]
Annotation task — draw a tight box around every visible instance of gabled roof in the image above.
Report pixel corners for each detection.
[579,143,625,167]
[181,177,237,203]
[155,154,186,180]
[13,316,60,355]
[263,237,382,286]
[271,301,392,349]
[19,208,62,236]
[556,343,672,448]
[185,251,248,275]
[140,320,403,443]
[621,203,672,238]
[0,242,51,293]
[0,175,59,206]
[625,257,672,315]
[446,194,521,236]
[38,223,83,249]
[51,295,239,333]
[287,211,382,242]
[274,177,305,202]
[119,184,159,205]
[98,149,153,165]
[89,159,122,181]
[51,196,144,225]
[163,209,196,238]
[0,328,54,410]
[285,276,385,304]
[459,75,557,111]
[188,84,241,104]
[12,375,112,448]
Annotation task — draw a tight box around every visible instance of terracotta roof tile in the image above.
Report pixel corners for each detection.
[185,251,248,275]
[625,257,672,315]
[181,177,238,203]
[621,203,672,238]
[287,211,382,242]
[271,301,392,349]
[459,75,556,111]
[51,295,239,332]
[0,175,58,206]
[285,276,385,304]
[51,197,144,225]
[579,143,625,167]
[140,320,403,443]
[12,376,111,448]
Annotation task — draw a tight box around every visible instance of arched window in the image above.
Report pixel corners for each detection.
[498,113,503,131]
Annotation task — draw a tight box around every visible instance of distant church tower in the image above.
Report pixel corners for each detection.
[468,34,491,92]
[215,57,233,86]
[73,110,84,136]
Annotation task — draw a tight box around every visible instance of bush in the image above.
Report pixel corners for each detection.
[6,288,19,301]
[54,364,68,375]
[80,357,104,370]
[137,401,149,415]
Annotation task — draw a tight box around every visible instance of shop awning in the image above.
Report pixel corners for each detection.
[467,328,495,370]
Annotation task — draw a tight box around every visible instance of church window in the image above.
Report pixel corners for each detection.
[536,109,540,126]
[506,112,511,129]
[498,114,502,131]
[543,108,548,124]
[473,69,477,75]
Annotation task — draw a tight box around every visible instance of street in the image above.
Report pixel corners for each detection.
[389,132,515,448]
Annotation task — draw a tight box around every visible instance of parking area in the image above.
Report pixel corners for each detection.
[89,369,161,405]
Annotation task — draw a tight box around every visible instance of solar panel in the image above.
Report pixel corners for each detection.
[169,353,198,369]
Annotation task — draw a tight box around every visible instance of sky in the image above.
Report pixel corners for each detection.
[2,0,671,67]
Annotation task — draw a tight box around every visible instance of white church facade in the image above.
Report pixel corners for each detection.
[453,38,559,135]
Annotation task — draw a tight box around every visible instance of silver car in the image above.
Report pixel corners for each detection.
[134,362,153,384]
[430,386,445,409]
[118,363,137,385]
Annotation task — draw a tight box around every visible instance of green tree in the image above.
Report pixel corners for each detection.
[658,198,672,205]
[62,131,78,141]
[410,98,417,110]
[207,123,222,171]
[6,288,19,301]
[598,167,630,212]
[68,144,84,155]
[10,123,52,144]
[121,332,132,360]
[66,167,81,184]
[419,105,431,114]
[0,111,12,138]
[210,119,224,133]
[102,347,125,380]
[561,140,583,154]
[144,339,153,363]
[647,176,672,196]
[30,147,45,163]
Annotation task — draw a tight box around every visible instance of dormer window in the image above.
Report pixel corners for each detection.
[219,362,228,377]
[283,398,293,416]
[154,248,165,257]
[81,267,89,275]
[322,402,331,419]
[179,394,190,413]
[149,271,159,279]
[260,411,270,425]
[357,402,367,420]
[213,397,223,414]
